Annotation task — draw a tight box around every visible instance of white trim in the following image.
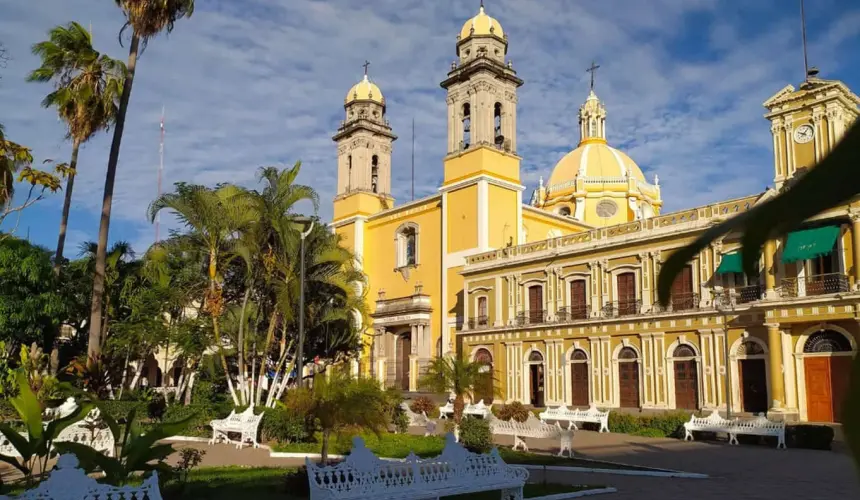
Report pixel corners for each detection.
[611,341,643,408]
[728,334,770,414]
[478,179,489,251]
[580,144,592,176]
[607,145,628,177]
[441,191,449,355]
[354,217,365,271]
[562,343,592,407]
[516,190,524,244]
[448,247,493,268]
[394,221,420,268]
[664,338,703,411]
[439,173,525,194]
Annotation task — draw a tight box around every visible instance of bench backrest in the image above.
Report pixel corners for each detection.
[689,410,733,427]
[306,433,527,498]
[0,454,162,500]
[734,416,784,431]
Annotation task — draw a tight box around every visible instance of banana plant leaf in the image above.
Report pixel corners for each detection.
[656,121,860,473]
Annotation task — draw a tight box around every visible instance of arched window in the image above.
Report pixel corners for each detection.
[528,350,544,363]
[476,296,488,326]
[618,347,638,360]
[588,119,597,138]
[571,349,588,362]
[673,345,696,358]
[804,331,852,353]
[494,102,503,142]
[371,155,379,193]
[395,223,418,268]
[474,348,494,403]
[558,206,571,217]
[736,340,765,356]
[462,103,471,149]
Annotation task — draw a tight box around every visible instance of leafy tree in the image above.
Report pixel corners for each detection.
[28,21,125,272]
[656,122,860,473]
[419,355,490,427]
[87,0,194,368]
[0,238,68,355]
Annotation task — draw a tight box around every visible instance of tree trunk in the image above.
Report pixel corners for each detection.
[87,33,140,367]
[53,139,80,274]
[237,287,250,405]
[320,430,331,465]
[208,252,239,406]
[453,394,465,426]
[117,346,130,400]
[129,358,144,390]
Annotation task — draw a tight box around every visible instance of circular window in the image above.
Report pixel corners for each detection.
[596,200,618,218]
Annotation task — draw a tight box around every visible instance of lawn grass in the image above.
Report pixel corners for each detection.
[272,432,659,471]
[162,466,596,500]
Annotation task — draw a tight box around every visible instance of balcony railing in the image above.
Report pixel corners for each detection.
[716,284,763,307]
[781,273,850,298]
[515,310,547,326]
[467,315,490,330]
[555,305,589,322]
[651,293,700,313]
[602,299,641,318]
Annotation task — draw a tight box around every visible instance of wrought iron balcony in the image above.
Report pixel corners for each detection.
[781,273,850,298]
[515,310,547,326]
[651,293,700,313]
[602,299,641,318]
[716,284,763,306]
[555,305,589,322]
[467,315,490,330]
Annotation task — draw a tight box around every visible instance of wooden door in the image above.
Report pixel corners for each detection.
[831,356,852,423]
[673,360,699,410]
[528,286,543,323]
[397,335,411,391]
[739,359,768,413]
[571,363,589,406]
[570,280,587,319]
[804,357,833,422]
[616,272,636,315]
[530,364,545,407]
[671,266,694,310]
[618,362,640,408]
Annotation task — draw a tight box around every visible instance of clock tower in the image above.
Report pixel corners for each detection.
[763,69,860,190]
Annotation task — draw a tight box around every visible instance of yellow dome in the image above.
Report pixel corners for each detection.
[345,75,384,105]
[547,142,646,189]
[459,5,504,40]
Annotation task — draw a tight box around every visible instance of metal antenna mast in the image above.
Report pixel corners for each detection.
[800,0,810,80]
[155,106,165,243]
[411,117,415,201]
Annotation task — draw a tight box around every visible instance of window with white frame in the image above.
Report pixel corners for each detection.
[395,223,419,268]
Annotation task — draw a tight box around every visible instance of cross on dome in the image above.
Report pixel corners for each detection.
[586,60,600,91]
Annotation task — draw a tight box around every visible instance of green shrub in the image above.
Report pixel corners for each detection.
[788,425,834,450]
[260,407,308,444]
[0,400,17,422]
[459,417,492,453]
[409,396,439,418]
[161,404,225,438]
[191,380,224,405]
[97,401,148,423]
[630,427,666,438]
[495,402,530,422]
[639,412,690,438]
[607,412,641,434]
[393,411,410,434]
[283,467,310,497]
[147,393,168,421]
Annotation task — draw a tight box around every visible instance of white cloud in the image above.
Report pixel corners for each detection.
[1,0,858,251]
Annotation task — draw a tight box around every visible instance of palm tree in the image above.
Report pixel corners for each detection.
[420,355,490,430]
[87,0,194,366]
[28,21,125,272]
[148,182,254,405]
[0,124,35,207]
[79,240,136,347]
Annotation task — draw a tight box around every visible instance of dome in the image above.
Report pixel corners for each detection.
[547,142,646,189]
[345,74,384,105]
[459,5,504,40]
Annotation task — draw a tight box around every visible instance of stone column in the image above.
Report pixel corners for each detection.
[764,239,777,298]
[765,323,786,411]
[851,212,860,289]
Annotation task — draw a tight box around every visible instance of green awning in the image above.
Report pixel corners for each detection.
[781,225,841,264]
[715,252,743,274]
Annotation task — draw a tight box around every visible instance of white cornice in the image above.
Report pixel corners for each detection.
[439,174,525,194]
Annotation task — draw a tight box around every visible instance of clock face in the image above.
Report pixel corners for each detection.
[794,124,814,144]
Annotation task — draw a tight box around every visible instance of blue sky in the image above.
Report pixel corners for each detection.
[1,0,859,256]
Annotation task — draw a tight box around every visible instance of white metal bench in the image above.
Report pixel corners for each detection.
[730,415,786,449]
[399,402,437,436]
[0,401,115,458]
[683,411,735,442]
[209,406,263,449]
[490,413,574,457]
[0,454,162,500]
[306,433,529,500]
[539,404,610,433]
[439,400,492,419]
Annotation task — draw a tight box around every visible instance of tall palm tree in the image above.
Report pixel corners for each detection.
[87,0,194,366]
[79,240,136,347]
[148,183,254,405]
[28,21,125,272]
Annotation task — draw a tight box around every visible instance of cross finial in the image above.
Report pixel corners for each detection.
[586,60,600,91]
[480,0,484,9]
[362,60,371,77]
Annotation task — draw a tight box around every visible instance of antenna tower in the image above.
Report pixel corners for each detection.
[155,106,165,243]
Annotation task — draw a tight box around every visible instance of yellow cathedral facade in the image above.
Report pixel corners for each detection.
[330,5,860,423]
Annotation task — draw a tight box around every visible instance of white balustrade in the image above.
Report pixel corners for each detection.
[538,404,610,433]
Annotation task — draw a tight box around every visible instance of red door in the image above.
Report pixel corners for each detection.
[805,357,833,422]
[529,286,543,323]
[671,266,694,310]
[616,273,636,315]
[571,363,589,406]
[673,360,699,410]
[619,362,640,408]
[570,280,587,319]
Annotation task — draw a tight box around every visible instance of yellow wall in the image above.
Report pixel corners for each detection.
[447,185,479,253]
[443,146,521,186]
[522,207,587,242]
[488,185,519,249]
[333,192,394,222]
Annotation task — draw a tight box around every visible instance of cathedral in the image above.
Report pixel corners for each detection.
[330,4,860,423]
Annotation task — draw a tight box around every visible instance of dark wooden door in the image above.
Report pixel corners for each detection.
[739,359,768,413]
[618,362,640,408]
[529,286,543,323]
[570,280,587,319]
[571,363,589,406]
[673,360,699,410]
[831,356,852,423]
[671,266,694,310]
[530,364,545,407]
[805,357,833,422]
[616,272,636,315]
[397,335,411,391]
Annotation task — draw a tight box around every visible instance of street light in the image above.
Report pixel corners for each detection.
[295,217,315,388]
[714,287,736,419]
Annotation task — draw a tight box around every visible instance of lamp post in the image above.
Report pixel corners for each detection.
[714,288,735,419]
[295,218,315,387]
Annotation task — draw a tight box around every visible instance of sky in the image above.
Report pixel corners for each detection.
[1,0,859,256]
